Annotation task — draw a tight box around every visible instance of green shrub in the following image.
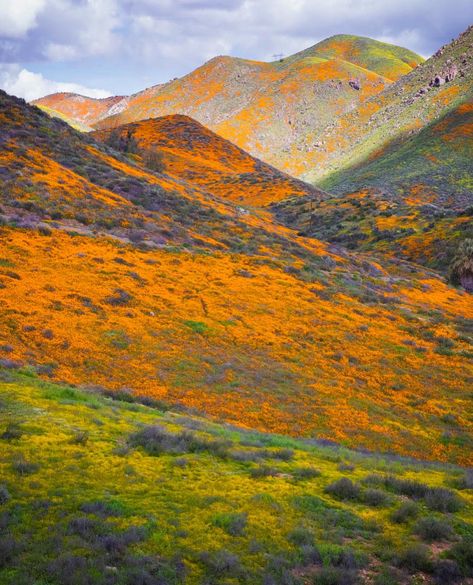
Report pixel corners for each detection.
[322,546,367,570]
[292,466,321,480]
[104,288,134,306]
[250,465,278,478]
[414,517,455,541]
[447,538,473,577]
[69,430,89,445]
[394,544,432,573]
[312,567,359,584]
[425,488,462,513]
[0,534,19,569]
[433,559,462,584]
[12,457,39,476]
[183,320,209,334]
[272,448,294,461]
[129,425,229,458]
[362,488,391,507]
[452,470,473,490]
[381,475,429,498]
[142,149,165,172]
[449,238,473,289]
[1,423,23,440]
[0,485,10,505]
[263,554,299,585]
[199,549,246,579]
[325,478,361,501]
[298,544,323,567]
[390,501,419,523]
[373,568,401,585]
[288,526,314,546]
[212,512,247,536]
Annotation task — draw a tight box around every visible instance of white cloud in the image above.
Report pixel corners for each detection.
[0,0,46,38]
[0,0,472,95]
[44,43,80,61]
[0,64,111,101]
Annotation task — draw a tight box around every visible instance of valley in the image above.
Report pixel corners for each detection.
[0,20,472,585]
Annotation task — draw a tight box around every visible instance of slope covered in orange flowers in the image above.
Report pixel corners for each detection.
[93,115,322,206]
[275,27,473,274]
[302,26,473,186]
[1,89,472,465]
[33,35,423,177]
[32,92,126,128]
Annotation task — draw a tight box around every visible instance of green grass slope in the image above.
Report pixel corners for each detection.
[319,102,473,200]
[35,104,94,132]
[0,367,472,585]
[275,26,473,274]
[282,34,423,80]
[304,25,473,187]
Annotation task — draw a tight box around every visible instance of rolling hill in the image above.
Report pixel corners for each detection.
[32,92,127,128]
[92,115,321,206]
[2,18,473,585]
[274,26,473,273]
[33,35,423,177]
[1,89,472,466]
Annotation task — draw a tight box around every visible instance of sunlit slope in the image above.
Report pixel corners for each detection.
[35,104,93,131]
[1,227,473,464]
[275,27,473,272]
[274,103,473,272]
[33,35,423,176]
[32,91,127,126]
[93,115,323,206]
[1,88,472,464]
[1,371,472,585]
[282,34,423,80]
[303,25,473,186]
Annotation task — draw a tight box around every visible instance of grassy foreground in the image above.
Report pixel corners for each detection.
[0,368,472,585]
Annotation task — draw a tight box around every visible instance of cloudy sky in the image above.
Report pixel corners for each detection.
[0,0,471,101]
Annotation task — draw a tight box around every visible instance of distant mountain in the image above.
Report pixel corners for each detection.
[32,92,126,128]
[274,26,473,273]
[33,35,423,176]
[1,89,472,463]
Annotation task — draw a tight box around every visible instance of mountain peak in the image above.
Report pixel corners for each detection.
[287,33,424,80]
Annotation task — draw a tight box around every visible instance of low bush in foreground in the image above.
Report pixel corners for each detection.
[0,371,471,585]
[414,517,455,541]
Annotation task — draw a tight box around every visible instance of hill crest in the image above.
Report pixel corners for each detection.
[32,34,423,177]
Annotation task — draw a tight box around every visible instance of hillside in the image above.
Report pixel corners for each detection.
[92,115,321,206]
[33,92,126,127]
[0,369,472,585]
[303,26,473,186]
[282,34,423,79]
[274,26,473,273]
[1,89,473,466]
[33,35,423,176]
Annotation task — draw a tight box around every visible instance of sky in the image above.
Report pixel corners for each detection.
[0,0,471,101]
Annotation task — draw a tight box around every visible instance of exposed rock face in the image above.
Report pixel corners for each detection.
[445,63,458,82]
[430,75,446,87]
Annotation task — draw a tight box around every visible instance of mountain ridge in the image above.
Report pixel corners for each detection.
[32,34,423,176]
